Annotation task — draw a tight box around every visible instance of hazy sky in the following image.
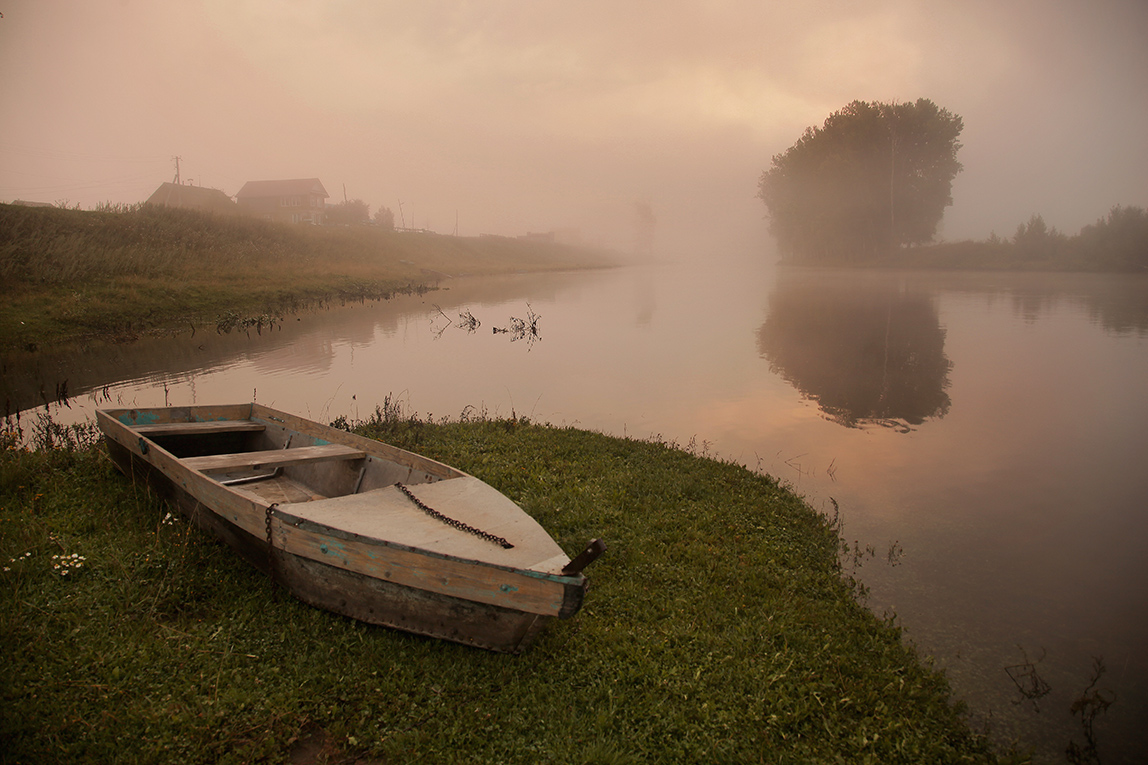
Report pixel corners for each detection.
[2,0,1146,255]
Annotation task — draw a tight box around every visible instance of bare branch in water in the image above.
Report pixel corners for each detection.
[1005,646,1051,710]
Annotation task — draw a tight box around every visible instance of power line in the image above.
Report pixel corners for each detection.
[0,143,170,165]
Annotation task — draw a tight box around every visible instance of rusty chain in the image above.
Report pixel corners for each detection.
[394,482,514,549]
[265,502,279,587]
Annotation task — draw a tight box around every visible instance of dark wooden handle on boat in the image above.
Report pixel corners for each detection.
[562,538,606,576]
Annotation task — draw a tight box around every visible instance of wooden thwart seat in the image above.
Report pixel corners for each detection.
[133,420,266,437]
[185,444,365,474]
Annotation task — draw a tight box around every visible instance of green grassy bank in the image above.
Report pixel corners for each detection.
[0,410,1020,764]
[0,203,617,351]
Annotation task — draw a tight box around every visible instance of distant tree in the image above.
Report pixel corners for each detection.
[758,99,964,262]
[1075,205,1148,271]
[374,205,396,230]
[1012,214,1066,260]
[326,198,371,226]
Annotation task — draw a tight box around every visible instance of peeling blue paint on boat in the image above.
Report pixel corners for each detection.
[120,411,159,426]
[317,539,350,564]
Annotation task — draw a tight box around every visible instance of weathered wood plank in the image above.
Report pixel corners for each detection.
[276,553,552,653]
[234,475,325,504]
[104,404,255,428]
[184,444,365,474]
[251,404,459,483]
[273,517,573,617]
[132,420,266,437]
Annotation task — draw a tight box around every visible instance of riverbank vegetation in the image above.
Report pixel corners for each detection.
[870,206,1148,272]
[0,203,617,351]
[0,408,1021,763]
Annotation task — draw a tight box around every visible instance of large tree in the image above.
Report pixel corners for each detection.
[758,99,963,262]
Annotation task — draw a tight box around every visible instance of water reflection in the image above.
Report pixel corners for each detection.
[896,270,1148,335]
[1,271,578,416]
[757,271,952,429]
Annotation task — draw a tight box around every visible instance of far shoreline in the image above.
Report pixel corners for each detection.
[0,202,622,353]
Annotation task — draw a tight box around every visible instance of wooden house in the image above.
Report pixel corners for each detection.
[235,178,329,224]
[145,183,239,215]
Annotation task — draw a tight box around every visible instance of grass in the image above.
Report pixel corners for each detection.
[0,407,1023,764]
[0,203,618,351]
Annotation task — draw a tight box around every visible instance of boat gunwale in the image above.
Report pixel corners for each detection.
[267,503,586,587]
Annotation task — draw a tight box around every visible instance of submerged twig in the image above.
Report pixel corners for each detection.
[1067,656,1115,764]
[1005,646,1052,709]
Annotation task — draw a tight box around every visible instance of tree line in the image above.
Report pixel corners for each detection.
[866,206,1148,272]
[759,99,1147,271]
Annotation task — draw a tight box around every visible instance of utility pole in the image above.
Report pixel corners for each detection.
[172,156,182,185]
[889,128,897,246]
[397,199,406,229]
[343,183,348,204]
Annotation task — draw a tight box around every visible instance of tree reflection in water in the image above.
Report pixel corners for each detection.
[757,275,952,429]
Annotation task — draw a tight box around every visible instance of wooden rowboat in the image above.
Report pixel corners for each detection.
[96,403,604,653]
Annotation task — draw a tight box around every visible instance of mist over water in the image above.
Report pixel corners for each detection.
[7,258,1147,762]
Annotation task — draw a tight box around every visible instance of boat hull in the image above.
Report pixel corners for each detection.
[99,405,591,653]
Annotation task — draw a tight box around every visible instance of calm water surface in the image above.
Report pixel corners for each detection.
[7,257,1147,763]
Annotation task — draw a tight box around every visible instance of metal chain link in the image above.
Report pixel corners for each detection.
[265,502,279,587]
[394,482,514,549]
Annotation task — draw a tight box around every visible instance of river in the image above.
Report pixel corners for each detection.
[5,255,1147,763]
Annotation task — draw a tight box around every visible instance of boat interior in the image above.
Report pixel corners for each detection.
[132,417,456,506]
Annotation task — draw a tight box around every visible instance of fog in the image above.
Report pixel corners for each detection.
[2,0,1146,256]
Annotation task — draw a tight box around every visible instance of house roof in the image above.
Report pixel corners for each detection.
[145,183,238,213]
[236,178,329,199]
